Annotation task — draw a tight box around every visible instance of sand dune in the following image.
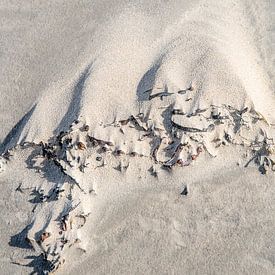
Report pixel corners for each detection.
[2,0,275,151]
[0,0,275,274]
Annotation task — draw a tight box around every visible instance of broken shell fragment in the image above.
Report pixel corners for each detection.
[77,142,86,150]
[119,119,129,126]
[191,155,197,160]
[40,232,51,242]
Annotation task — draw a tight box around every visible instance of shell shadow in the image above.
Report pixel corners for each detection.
[54,62,93,135]
[11,254,53,275]
[136,55,164,102]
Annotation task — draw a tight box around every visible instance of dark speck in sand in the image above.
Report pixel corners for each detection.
[96,156,102,161]
[181,185,188,196]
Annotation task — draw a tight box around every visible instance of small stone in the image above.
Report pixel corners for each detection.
[83,125,89,132]
[181,185,188,196]
[96,156,102,161]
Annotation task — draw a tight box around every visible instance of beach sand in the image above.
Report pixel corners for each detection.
[0,0,275,274]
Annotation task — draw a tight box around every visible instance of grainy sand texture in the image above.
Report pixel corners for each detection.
[0,0,275,274]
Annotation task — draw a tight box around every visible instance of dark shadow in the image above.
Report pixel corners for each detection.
[54,63,93,135]
[136,55,164,102]
[11,254,53,275]
[8,146,73,274]
[161,103,174,135]
[9,224,33,249]
[9,223,52,274]
[24,146,76,208]
[25,147,68,185]
[4,63,94,274]
[0,104,36,154]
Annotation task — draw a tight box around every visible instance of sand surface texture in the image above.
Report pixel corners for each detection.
[0,0,275,274]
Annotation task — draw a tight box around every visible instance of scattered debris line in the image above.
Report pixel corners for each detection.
[1,91,274,273]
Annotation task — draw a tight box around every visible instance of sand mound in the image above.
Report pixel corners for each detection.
[1,0,275,153]
[1,0,275,273]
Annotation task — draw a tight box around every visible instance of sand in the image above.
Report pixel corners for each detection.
[0,0,275,274]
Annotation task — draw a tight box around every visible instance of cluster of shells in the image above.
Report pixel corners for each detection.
[1,86,275,273]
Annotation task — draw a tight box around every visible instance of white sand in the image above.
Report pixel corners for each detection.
[0,0,275,274]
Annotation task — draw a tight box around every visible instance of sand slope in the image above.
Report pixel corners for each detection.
[0,0,275,274]
[1,0,275,151]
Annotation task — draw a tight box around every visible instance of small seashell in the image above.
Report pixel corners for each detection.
[119,119,129,126]
[178,90,187,95]
[77,142,86,150]
[191,154,197,160]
